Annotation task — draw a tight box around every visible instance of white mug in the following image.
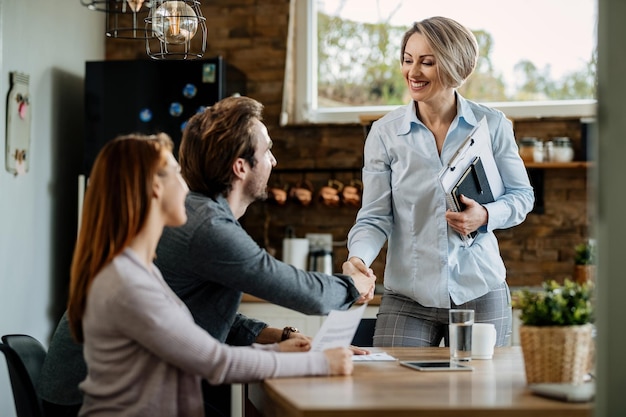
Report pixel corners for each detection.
[472,323,497,359]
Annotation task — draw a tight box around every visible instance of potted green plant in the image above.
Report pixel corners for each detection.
[574,240,597,283]
[512,279,594,384]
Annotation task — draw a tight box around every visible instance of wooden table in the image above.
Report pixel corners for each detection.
[244,347,592,417]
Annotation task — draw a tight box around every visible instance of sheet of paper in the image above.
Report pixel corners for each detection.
[310,304,367,352]
[352,352,397,361]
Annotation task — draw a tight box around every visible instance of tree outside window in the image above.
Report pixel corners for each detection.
[317,0,597,108]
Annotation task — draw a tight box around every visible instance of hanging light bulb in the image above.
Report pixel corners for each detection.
[126,0,145,12]
[152,1,198,44]
[145,0,207,60]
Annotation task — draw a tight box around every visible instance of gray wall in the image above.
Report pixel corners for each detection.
[0,1,104,415]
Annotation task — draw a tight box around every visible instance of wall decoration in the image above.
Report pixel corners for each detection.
[5,72,31,176]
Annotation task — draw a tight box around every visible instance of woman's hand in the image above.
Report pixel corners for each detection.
[323,347,354,375]
[278,337,311,352]
[347,257,375,278]
[350,345,371,355]
[444,194,488,236]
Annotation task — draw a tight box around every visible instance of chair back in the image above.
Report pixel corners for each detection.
[0,334,47,417]
[351,318,377,347]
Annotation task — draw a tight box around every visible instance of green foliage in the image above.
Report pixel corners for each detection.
[317,13,407,106]
[512,280,594,326]
[575,241,597,265]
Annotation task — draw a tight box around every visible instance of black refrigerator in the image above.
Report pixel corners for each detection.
[83,57,246,175]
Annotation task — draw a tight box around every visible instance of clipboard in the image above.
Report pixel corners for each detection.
[438,116,504,246]
[451,156,495,211]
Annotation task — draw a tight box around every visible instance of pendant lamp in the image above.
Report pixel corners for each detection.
[81,0,154,40]
[145,0,207,60]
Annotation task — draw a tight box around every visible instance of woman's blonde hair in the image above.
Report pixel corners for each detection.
[67,133,173,342]
[401,16,478,88]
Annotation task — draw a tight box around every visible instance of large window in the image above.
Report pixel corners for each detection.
[288,0,597,124]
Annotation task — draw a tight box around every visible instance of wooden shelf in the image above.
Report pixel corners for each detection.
[524,161,592,169]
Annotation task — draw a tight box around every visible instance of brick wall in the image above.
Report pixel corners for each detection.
[106,0,592,288]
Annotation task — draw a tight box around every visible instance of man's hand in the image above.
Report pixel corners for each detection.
[342,259,376,302]
[255,326,310,344]
[444,194,488,237]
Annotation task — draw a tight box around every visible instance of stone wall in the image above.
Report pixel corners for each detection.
[105,0,592,288]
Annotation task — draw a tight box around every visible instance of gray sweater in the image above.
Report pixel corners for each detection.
[79,248,328,417]
[155,193,360,346]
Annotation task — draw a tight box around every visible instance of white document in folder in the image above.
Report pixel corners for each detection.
[438,116,504,246]
[310,304,367,352]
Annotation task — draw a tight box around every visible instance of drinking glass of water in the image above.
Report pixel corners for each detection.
[449,309,474,363]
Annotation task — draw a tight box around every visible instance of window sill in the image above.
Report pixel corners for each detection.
[297,99,597,125]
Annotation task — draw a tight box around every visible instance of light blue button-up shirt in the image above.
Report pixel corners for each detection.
[347,94,534,307]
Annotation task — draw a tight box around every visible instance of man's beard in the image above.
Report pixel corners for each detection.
[244,176,269,202]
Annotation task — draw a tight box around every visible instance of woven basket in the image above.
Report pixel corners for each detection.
[519,324,593,384]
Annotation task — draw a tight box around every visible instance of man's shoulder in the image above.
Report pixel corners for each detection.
[183,193,239,235]
[186,191,217,212]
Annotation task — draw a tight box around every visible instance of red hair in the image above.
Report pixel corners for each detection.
[67,133,173,342]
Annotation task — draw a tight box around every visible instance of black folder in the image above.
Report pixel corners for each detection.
[451,156,494,212]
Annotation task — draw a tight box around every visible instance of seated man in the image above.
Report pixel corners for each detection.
[155,96,375,415]
[155,96,375,347]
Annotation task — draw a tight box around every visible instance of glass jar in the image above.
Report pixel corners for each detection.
[552,137,574,162]
[532,140,544,162]
[544,140,554,162]
[518,137,539,162]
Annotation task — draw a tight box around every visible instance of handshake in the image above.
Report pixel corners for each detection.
[342,257,376,303]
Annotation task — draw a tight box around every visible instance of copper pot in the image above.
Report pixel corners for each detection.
[342,179,363,207]
[319,179,344,207]
[289,180,314,206]
[268,184,289,205]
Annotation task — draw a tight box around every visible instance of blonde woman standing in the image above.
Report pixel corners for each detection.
[347,17,534,348]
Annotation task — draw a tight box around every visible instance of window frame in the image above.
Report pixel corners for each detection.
[292,0,596,124]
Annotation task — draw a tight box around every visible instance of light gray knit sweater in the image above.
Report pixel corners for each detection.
[79,248,328,417]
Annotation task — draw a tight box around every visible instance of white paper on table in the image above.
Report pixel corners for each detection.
[310,303,367,352]
[352,352,397,361]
